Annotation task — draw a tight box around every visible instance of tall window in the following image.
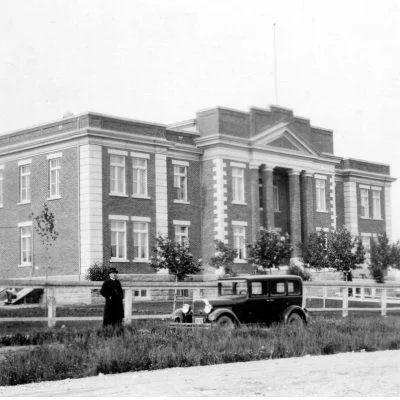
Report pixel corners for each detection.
[49,158,61,198]
[110,220,126,259]
[273,181,280,211]
[110,155,126,195]
[19,164,31,203]
[0,169,3,206]
[233,225,246,260]
[372,190,381,219]
[173,165,187,201]
[175,224,189,245]
[232,167,245,203]
[360,188,369,218]
[133,221,149,260]
[132,157,148,197]
[315,178,326,212]
[20,226,32,265]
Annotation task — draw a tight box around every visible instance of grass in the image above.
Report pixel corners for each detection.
[1,315,400,386]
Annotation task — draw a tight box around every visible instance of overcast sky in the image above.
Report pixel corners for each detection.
[1,0,399,240]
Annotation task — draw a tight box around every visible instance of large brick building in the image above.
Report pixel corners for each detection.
[0,105,395,280]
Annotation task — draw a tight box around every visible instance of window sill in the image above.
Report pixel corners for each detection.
[174,200,190,204]
[18,263,32,268]
[47,196,62,201]
[316,210,329,213]
[109,193,129,197]
[17,201,31,206]
[372,218,383,221]
[132,259,150,263]
[360,216,371,220]
[234,259,247,264]
[132,195,151,200]
[110,258,129,263]
[232,201,247,206]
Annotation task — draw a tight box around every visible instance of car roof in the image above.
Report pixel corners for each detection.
[220,274,302,282]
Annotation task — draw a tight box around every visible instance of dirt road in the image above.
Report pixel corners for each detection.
[1,350,400,396]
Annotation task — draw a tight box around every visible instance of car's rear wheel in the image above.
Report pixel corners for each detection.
[287,312,305,327]
[216,315,235,329]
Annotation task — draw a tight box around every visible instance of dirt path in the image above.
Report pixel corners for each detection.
[1,350,400,396]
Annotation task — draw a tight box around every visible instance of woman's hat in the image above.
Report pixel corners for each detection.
[109,267,119,274]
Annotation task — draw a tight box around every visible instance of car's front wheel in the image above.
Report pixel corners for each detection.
[286,312,305,327]
[216,315,235,329]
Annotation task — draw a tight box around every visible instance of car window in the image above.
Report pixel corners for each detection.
[270,281,286,296]
[287,280,301,295]
[250,282,263,296]
[236,282,248,295]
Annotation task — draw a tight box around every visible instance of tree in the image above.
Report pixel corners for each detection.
[326,228,365,278]
[247,229,292,273]
[299,231,329,270]
[370,232,395,283]
[85,262,111,281]
[209,240,237,276]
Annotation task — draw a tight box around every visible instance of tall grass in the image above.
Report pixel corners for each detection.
[1,315,400,386]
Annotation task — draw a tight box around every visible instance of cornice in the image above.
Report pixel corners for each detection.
[336,168,396,182]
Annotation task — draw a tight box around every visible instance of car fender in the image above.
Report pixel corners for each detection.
[208,308,240,325]
[282,305,308,324]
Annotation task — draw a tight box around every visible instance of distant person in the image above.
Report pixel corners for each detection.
[100,267,124,328]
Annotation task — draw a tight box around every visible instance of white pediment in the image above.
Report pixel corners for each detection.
[251,123,318,156]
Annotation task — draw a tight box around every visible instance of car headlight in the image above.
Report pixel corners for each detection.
[182,304,191,314]
[204,300,212,314]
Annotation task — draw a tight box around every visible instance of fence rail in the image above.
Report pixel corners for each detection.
[1,279,400,328]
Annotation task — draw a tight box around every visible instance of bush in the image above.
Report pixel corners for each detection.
[287,265,312,281]
[85,262,110,281]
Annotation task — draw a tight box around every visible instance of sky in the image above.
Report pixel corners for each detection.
[1,0,400,239]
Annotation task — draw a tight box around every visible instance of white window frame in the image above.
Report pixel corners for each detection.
[232,222,247,262]
[360,188,370,218]
[315,178,327,212]
[232,166,245,204]
[19,222,32,267]
[110,218,127,261]
[372,190,382,219]
[173,164,188,202]
[48,158,61,199]
[132,156,148,198]
[110,155,126,196]
[132,220,149,261]
[19,163,31,204]
[0,166,3,207]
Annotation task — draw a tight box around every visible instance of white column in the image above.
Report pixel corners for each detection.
[79,144,103,276]
[343,180,358,235]
[384,183,392,240]
[155,153,168,236]
[213,158,228,243]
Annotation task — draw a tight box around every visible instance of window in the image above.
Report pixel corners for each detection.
[315,178,326,211]
[271,281,286,295]
[251,282,263,296]
[372,190,381,219]
[0,168,3,206]
[287,281,301,295]
[273,181,280,211]
[110,220,127,259]
[132,157,148,197]
[360,188,369,218]
[20,226,32,266]
[133,221,149,260]
[110,155,126,195]
[49,158,61,198]
[173,165,187,201]
[19,164,31,203]
[134,289,148,299]
[232,167,245,203]
[175,224,189,245]
[233,225,246,260]
[176,289,189,298]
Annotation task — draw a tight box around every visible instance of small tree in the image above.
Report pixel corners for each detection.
[326,228,365,278]
[209,240,237,276]
[369,233,394,283]
[150,235,202,311]
[247,229,292,273]
[300,231,329,270]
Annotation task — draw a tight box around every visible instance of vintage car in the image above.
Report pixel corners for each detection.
[172,275,308,328]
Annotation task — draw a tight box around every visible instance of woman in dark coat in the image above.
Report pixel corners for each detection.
[100,267,124,327]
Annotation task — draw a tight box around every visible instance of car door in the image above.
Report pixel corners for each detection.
[237,280,269,323]
[266,279,289,324]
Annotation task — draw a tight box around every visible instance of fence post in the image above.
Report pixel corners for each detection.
[342,286,348,317]
[381,288,387,317]
[124,288,133,325]
[361,286,365,301]
[322,286,327,309]
[47,287,56,328]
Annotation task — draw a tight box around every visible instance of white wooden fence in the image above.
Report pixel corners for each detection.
[1,279,400,327]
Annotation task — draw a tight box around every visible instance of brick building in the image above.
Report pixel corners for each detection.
[0,105,395,280]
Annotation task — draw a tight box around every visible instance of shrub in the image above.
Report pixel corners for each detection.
[85,262,110,281]
[370,233,394,283]
[209,240,237,275]
[287,265,312,281]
